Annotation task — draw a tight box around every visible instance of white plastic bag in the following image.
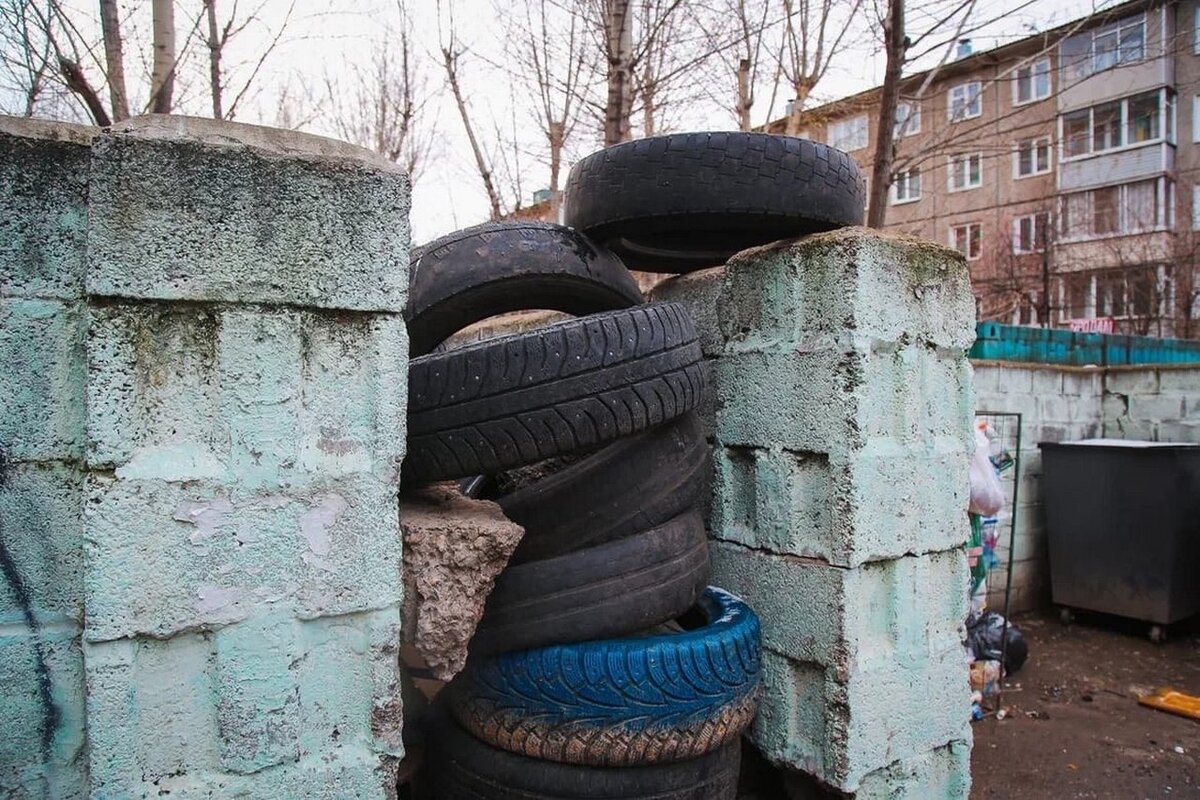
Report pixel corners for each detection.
[968,425,1004,516]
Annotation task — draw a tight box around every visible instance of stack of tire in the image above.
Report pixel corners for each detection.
[403,132,864,800]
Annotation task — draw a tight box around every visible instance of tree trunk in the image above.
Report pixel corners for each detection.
[783,81,812,135]
[150,0,176,113]
[548,120,564,193]
[60,57,112,127]
[736,57,751,131]
[443,48,503,220]
[603,0,633,146]
[99,0,129,121]
[204,0,223,118]
[866,0,904,228]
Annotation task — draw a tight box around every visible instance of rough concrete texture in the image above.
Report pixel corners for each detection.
[649,266,726,358]
[712,543,970,791]
[0,116,94,300]
[87,115,411,312]
[714,230,976,567]
[400,485,524,681]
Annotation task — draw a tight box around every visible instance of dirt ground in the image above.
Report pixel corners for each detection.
[971,609,1200,799]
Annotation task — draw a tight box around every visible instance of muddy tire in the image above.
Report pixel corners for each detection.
[406,221,644,356]
[404,303,704,483]
[450,587,761,766]
[469,511,710,656]
[564,132,865,272]
[425,705,741,799]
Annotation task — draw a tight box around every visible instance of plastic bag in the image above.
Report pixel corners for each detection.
[966,611,1028,674]
[968,425,1004,516]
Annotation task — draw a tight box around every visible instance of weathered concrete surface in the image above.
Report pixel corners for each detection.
[401,485,524,681]
[667,229,975,797]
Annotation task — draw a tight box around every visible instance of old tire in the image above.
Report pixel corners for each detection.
[564,132,865,272]
[450,587,762,767]
[497,412,709,563]
[404,303,704,483]
[425,706,741,799]
[469,510,710,656]
[406,221,644,356]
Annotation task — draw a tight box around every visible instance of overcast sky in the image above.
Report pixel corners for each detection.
[4,0,1101,243]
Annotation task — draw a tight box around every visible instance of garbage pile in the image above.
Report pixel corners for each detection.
[401,132,865,798]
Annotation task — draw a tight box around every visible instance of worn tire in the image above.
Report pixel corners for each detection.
[404,303,704,483]
[425,706,741,799]
[450,587,762,767]
[469,510,710,656]
[406,221,644,356]
[564,132,865,272]
[496,412,709,563]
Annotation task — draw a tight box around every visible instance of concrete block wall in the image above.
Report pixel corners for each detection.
[0,115,410,798]
[656,229,976,796]
[973,362,1200,613]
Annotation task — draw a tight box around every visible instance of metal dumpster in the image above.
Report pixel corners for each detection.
[1040,439,1200,639]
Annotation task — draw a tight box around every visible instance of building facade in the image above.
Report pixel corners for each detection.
[780,0,1200,338]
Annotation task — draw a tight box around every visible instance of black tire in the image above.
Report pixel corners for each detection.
[450,587,762,767]
[424,706,741,799]
[406,221,645,356]
[564,132,865,272]
[404,303,704,483]
[497,412,709,564]
[469,510,709,656]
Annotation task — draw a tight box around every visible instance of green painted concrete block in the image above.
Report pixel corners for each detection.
[720,230,975,352]
[852,740,972,799]
[0,462,85,625]
[0,118,93,301]
[0,299,85,463]
[712,541,970,791]
[86,303,407,485]
[82,473,402,642]
[86,116,410,312]
[0,628,87,800]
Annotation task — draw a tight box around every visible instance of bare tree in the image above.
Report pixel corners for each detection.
[201,0,296,121]
[779,0,864,135]
[599,0,635,145]
[98,0,129,121]
[730,0,771,131]
[149,0,174,112]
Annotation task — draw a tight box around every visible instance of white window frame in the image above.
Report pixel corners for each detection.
[1061,13,1147,81]
[1195,6,1200,55]
[948,81,982,121]
[1059,89,1171,161]
[1193,185,1200,230]
[950,223,983,261]
[947,152,984,192]
[1012,213,1050,254]
[1013,137,1053,179]
[1059,178,1171,242]
[1012,58,1052,106]
[827,114,869,151]
[895,101,921,137]
[891,167,921,204]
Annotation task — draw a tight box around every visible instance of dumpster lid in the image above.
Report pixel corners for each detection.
[1039,438,1200,450]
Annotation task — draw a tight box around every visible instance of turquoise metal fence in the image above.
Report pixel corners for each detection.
[970,322,1200,366]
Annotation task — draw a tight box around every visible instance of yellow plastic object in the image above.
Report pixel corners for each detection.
[1138,688,1200,721]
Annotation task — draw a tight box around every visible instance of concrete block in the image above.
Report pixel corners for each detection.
[0,462,85,626]
[1104,368,1159,395]
[1037,395,1071,424]
[1128,394,1188,424]
[720,230,975,351]
[86,303,407,483]
[87,116,410,312]
[0,117,93,300]
[1157,421,1200,443]
[992,367,1033,395]
[649,266,726,357]
[83,473,402,641]
[1157,368,1200,394]
[1028,368,1062,395]
[0,299,85,462]
[0,626,87,800]
[851,740,972,799]
[712,542,971,791]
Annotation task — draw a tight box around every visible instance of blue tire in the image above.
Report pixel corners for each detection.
[448,587,762,766]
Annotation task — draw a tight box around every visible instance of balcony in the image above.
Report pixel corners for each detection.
[1059,55,1172,112]
[1058,141,1173,192]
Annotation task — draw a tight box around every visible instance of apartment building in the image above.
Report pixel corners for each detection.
[778,0,1200,337]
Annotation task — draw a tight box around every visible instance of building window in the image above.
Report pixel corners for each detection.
[951,223,982,260]
[1014,137,1052,177]
[891,168,921,203]
[827,115,869,151]
[895,101,921,137]
[1060,90,1170,159]
[1013,212,1051,253]
[1095,266,1167,319]
[948,81,982,120]
[948,153,983,191]
[1061,13,1146,82]
[1060,178,1169,240]
[1192,185,1200,230]
[1013,58,1051,105]
[1195,6,1200,55]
